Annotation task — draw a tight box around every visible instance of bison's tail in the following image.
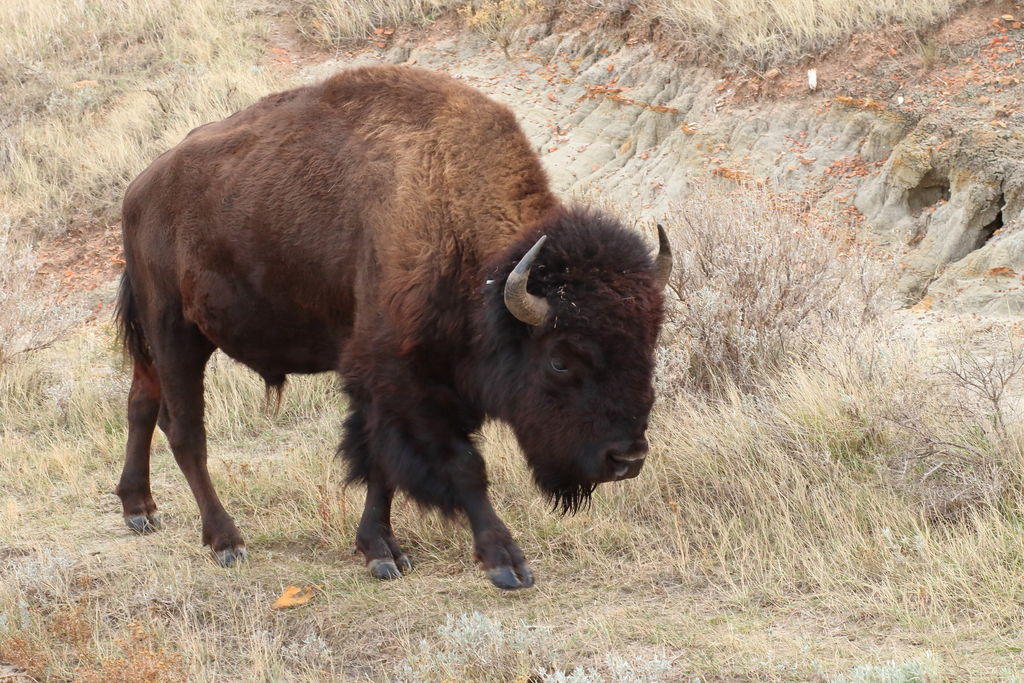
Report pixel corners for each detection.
[115,271,151,365]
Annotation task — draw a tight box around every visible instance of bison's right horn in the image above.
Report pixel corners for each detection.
[504,235,551,326]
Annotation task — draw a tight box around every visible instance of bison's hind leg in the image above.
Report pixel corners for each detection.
[116,359,163,533]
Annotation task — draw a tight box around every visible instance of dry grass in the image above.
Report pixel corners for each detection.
[293,0,963,69]
[4,190,1024,680]
[293,0,465,45]
[2,0,1023,680]
[641,0,963,70]
[0,222,73,366]
[0,0,283,239]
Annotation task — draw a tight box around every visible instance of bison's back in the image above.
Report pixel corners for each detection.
[121,66,556,380]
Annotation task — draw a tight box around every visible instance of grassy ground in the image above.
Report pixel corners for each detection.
[3,192,1024,679]
[0,0,283,239]
[3,0,1024,680]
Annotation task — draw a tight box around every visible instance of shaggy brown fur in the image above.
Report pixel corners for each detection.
[115,65,665,589]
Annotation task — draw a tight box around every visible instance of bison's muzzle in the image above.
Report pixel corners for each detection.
[598,438,649,482]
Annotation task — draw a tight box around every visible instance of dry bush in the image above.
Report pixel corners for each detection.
[394,612,669,681]
[293,0,466,45]
[458,0,540,56]
[881,328,1024,521]
[0,0,283,238]
[293,0,540,50]
[0,222,72,366]
[657,182,887,396]
[640,0,961,69]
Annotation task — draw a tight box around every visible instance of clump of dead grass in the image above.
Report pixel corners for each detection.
[458,0,541,56]
[293,0,540,50]
[394,612,670,681]
[292,0,465,45]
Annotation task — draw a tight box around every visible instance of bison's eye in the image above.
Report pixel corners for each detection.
[549,356,569,374]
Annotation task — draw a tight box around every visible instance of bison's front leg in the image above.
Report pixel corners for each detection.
[461,491,535,590]
[346,404,534,590]
[355,478,412,580]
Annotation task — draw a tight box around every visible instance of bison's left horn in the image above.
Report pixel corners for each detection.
[504,235,551,326]
[654,224,673,290]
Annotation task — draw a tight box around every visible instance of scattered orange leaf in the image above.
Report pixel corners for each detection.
[912,296,934,312]
[988,266,1016,277]
[271,586,315,610]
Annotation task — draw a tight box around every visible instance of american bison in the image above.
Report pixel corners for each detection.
[114,65,670,589]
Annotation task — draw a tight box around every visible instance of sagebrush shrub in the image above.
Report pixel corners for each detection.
[656,182,887,396]
[0,221,71,366]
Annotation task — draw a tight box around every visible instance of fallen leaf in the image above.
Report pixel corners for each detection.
[988,266,1016,277]
[911,296,934,312]
[272,586,315,610]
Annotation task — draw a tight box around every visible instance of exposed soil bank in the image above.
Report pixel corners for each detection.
[310,6,1024,315]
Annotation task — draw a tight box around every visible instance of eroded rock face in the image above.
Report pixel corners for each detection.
[857,123,1024,311]
[313,22,1024,315]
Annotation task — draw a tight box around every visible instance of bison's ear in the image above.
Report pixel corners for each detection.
[654,224,672,290]
[504,235,550,326]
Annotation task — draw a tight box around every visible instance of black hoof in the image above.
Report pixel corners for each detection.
[486,563,535,590]
[125,513,162,534]
[213,546,248,567]
[368,557,410,580]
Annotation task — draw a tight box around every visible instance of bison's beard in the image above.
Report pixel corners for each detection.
[542,480,597,515]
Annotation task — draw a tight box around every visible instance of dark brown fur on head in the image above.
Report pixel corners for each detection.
[476,207,664,513]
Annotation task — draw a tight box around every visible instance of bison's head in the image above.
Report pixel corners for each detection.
[479,208,670,513]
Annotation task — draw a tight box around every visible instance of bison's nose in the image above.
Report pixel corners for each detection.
[604,439,648,480]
